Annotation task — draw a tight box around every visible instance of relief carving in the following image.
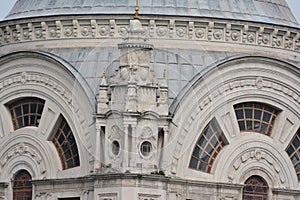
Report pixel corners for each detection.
[230,148,286,184]
[0,18,299,53]
[195,28,205,39]
[0,143,46,177]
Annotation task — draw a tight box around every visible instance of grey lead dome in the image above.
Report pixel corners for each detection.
[6,0,299,27]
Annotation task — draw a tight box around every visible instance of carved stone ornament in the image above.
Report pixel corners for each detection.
[141,127,153,139]
[247,33,255,43]
[81,27,90,36]
[118,27,128,36]
[176,27,186,37]
[109,125,121,141]
[64,27,73,37]
[0,143,46,177]
[156,26,167,37]
[228,148,286,184]
[195,28,205,38]
[99,26,108,36]
[231,31,240,41]
[213,30,223,40]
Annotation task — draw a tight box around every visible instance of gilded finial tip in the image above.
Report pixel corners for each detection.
[102,69,106,78]
[134,0,139,19]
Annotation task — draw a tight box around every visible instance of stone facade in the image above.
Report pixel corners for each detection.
[0,0,299,200]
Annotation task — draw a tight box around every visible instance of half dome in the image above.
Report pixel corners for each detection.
[5,0,299,27]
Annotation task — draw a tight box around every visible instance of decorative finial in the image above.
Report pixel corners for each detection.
[102,68,106,78]
[134,0,139,19]
[163,69,167,80]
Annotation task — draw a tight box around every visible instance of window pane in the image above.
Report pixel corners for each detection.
[254,110,262,120]
[263,112,271,122]
[246,120,252,130]
[198,162,207,171]
[238,121,245,131]
[236,110,244,119]
[189,157,198,168]
[292,137,300,147]
[198,136,206,147]
[245,109,252,118]
[192,146,200,157]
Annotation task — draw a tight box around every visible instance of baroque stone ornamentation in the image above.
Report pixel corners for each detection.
[195,28,205,39]
[81,27,90,36]
[228,148,286,184]
[35,29,43,39]
[99,26,109,36]
[49,28,57,37]
[156,26,167,37]
[141,127,153,139]
[118,27,128,36]
[213,30,223,40]
[247,33,255,43]
[231,31,240,41]
[0,18,299,53]
[176,27,186,37]
[64,27,73,37]
[0,143,46,177]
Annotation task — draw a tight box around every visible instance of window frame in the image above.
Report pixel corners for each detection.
[12,170,32,200]
[189,119,228,173]
[234,102,279,136]
[7,97,45,130]
[51,116,80,170]
[243,176,268,200]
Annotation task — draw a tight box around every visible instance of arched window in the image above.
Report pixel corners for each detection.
[51,115,80,170]
[7,97,45,130]
[286,129,300,181]
[12,170,32,200]
[189,118,228,173]
[243,176,268,200]
[234,102,279,136]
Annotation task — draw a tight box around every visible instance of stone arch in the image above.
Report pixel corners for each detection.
[168,56,300,189]
[0,51,96,177]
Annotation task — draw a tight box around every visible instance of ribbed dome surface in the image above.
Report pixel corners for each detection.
[6,0,299,27]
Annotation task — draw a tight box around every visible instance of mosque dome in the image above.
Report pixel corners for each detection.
[6,0,299,27]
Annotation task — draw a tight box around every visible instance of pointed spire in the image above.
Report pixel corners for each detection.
[134,0,139,19]
[163,69,167,80]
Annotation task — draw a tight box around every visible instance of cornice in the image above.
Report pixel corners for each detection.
[0,15,299,53]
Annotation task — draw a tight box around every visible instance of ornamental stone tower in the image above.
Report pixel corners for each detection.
[96,18,170,173]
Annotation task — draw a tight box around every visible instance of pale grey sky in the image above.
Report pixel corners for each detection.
[0,0,299,24]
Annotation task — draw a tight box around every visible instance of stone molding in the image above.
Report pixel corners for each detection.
[0,16,299,52]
